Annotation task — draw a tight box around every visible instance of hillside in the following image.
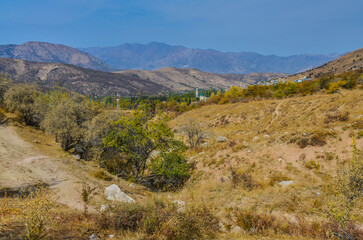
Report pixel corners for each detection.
[0,58,285,95]
[0,58,165,96]
[0,41,114,72]
[80,42,341,74]
[1,88,362,239]
[117,67,287,91]
[287,48,363,81]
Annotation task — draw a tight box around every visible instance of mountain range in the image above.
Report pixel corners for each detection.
[0,58,285,96]
[80,42,342,74]
[0,42,114,72]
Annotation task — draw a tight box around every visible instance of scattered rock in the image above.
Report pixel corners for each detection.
[253,136,259,142]
[105,184,135,203]
[263,134,270,139]
[100,204,109,212]
[172,200,186,212]
[72,154,81,160]
[302,132,308,136]
[243,141,249,147]
[279,181,294,187]
[89,234,100,240]
[129,183,136,188]
[109,235,114,238]
[31,140,39,144]
[217,136,228,142]
[278,157,283,162]
[316,192,321,196]
[201,142,210,148]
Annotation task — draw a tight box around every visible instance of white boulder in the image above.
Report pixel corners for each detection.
[105,184,135,203]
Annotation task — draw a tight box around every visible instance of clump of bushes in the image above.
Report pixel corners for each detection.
[104,200,219,240]
[232,208,330,238]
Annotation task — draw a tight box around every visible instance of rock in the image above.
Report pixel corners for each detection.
[89,234,100,240]
[72,154,81,160]
[263,134,270,139]
[278,157,283,162]
[316,192,321,196]
[201,142,210,148]
[302,132,308,136]
[172,200,186,212]
[31,140,39,143]
[230,226,243,234]
[253,136,259,142]
[129,183,136,188]
[109,235,114,238]
[99,204,108,212]
[243,141,249,147]
[105,184,135,203]
[279,180,294,187]
[217,136,228,142]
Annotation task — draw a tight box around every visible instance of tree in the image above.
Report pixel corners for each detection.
[41,95,99,151]
[4,84,40,125]
[103,110,187,180]
[181,120,206,148]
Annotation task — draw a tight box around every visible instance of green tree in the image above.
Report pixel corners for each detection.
[103,110,187,181]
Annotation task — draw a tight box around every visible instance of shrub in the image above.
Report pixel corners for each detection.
[181,120,206,148]
[0,108,5,124]
[22,188,56,240]
[233,209,329,238]
[231,167,258,190]
[90,170,112,181]
[4,84,40,125]
[304,160,320,170]
[147,151,190,191]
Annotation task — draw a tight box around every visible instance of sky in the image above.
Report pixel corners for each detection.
[0,0,362,56]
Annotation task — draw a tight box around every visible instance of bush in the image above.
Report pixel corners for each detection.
[147,151,190,191]
[22,188,56,240]
[233,209,329,238]
[0,108,5,124]
[231,168,258,190]
[4,84,40,125]
[111,200,219,240]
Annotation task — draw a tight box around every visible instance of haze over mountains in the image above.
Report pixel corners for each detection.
[0,42,114,72]
[0,41,342,75]
[80,42,342,74]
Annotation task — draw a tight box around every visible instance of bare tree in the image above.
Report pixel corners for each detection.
[181,120,206,148]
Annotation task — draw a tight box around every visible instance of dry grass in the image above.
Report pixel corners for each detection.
[1,89,362,239]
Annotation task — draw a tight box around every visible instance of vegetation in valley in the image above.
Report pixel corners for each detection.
[0,68,362,239]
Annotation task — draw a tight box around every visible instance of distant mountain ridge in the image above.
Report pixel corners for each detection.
[0,42,114,72]
[0,58,285,96]
[80,42,342,74]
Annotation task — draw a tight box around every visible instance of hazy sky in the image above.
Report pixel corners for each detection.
[0,0,362,56]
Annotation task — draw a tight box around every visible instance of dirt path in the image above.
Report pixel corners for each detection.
[0,125,85,209]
